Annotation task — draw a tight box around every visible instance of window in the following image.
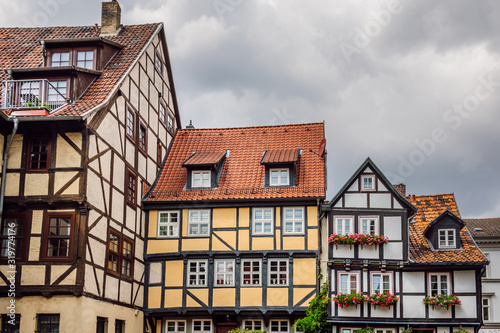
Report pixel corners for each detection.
[0,214,27,261]
[1,314,20,333]
[126,170,137,207]
[154,51,163,76]
[429,273,449,295]
[27,136,50,172]
[270,320,289,333]
[269,259,288,286]
[115,319,125,333]
[438,229,456,248]
[375,330,396,333]
[51,52,70,66]
[284,207,304,234]
[335,217,353,234]
[165,320,186,332]
[43,213,74,260]
[270,168,289,186]
[47,81,67,103]
[242,260,261,286]
[77,50,94,69]
[158,211,179,237]
[126,107,135,140]
[244,320,263,331]
[253,208,273,235]
[188,210,210,236]
[157,141,163,166]
[360,217,378,235]
[192,320,211,333]
[96,317,108,333]
[215,260,235,286]
[372,273,392,293]
[188,260,207,286]
[167,113,174,133]
[339,272,359,294]
[106,229,134,279]
[37,314,60,333]
[361,175,375,191]
[159,99,166,125]
[139,123,147,153]
[192,171,211,188]
[483,298,491,321]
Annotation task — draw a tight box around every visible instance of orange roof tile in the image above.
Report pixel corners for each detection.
[148,123,326,201]
[0,24,160,117]
[408,194,487,265]
[182,151,226,167]
[261,148,299,164]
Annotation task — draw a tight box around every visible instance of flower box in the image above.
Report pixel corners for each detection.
[333,293,365,308]
[328,233,389,246]
[366,292,399,308]
[423,294,461,308]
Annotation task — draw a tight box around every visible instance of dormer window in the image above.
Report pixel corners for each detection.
[423,210,464,250]
[182,151,227,189]
[192,170,211,188]
[270,168,289,186]
[77,51,94,69]
[261,148,300,188]
[438,229,455,248]
[51,52,70,67]
[47,49,96,70]
[361,175,375,191]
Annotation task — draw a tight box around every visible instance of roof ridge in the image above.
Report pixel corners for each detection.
[176,122,324,132]
[0,23,160,30]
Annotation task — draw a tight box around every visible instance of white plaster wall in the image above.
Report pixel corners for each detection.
[402,271,425,293]
[332,245,354,258]
[347,179,358,192]
[384,242,403,260]
[119,280,132,304]
[337,303,362,317]
[402,295,426,318]
[454,270,476,293]
[344,193,367,208]
[111,189,124,223]
[105,276,119,301]
[370,305,394,318]
[455,296,477,318]
[370,193,392,209]
[149,262,162,284]
[358,245,379,259]
[429,305,453,319]
[384,216,403,241]
[377,179,388,191]
[393,198,403,209]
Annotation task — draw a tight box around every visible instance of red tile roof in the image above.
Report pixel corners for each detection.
[0,24,160,117]
[261,148,299,164]
[408,194,487,265]
[182,151,226,167]
[148,123,326,201]
[465,217,500,238]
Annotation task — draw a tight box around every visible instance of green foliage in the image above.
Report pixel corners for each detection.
[228,329,267,333]
[453,327,469,333]
[356,327,374,333]
[401,328,413,333]
[294,281,330,333]
[332,292,365,308]
[423,294,461,308]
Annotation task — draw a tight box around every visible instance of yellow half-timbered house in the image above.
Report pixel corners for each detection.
[143,123,326,333]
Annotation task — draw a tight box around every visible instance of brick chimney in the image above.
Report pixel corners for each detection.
[101,1,121,35]
[393,183,406,197]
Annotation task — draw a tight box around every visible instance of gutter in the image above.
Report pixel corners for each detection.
[0,117,19,220]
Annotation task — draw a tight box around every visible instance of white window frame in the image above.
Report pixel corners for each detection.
[283,207,305,234]
[187,260,207,287]
[428,273,450,295]
[359,216,379,235]
[192,170,211,188]
[157,211,180,237]
[214,260,235,287]
[253,208,274,235]
[361,175,375,191]
[438,229,456,248]
[374,329,396,333]
[341,329,358,333]
[76,50,94,69]
[164,320,186,333]
[187,210,210,237]
[483,297,491,322]
[268,259,288,286]
[243,320,263,331]
[270,168,290,186]
[371,272,393,294]
[270,320,289,333]
[192,319,212,333]
[241,260,261,286]
[51,51,70,67]
[334,216,354,234]
[338,271,360,294]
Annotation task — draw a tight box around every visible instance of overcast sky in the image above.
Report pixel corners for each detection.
[2,0,500,218]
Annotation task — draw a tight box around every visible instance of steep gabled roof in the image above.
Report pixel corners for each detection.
[465,217,500,239]
[423,209,465,235]
[408,194,487,265]
[147,123,326,202]
[0,23,163,118]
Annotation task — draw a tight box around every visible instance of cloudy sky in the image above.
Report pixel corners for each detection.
[2,0,500,218]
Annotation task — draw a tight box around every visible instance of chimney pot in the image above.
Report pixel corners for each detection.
[186,120,195,129]
[101,1,121,35]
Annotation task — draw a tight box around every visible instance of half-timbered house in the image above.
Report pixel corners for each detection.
[0,2,180,332]
[322,158,488,333]
[142,123,326,333]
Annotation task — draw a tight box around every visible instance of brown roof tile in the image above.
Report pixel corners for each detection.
[465,218,500,238]
[148,123,326,201]
[182,151,226,167]
[261,148,299,164]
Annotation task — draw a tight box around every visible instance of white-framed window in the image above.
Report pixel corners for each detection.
[269,259,288,286]
[192,170,211,188]
[192,319,212,333]
[341,329,358,333]
[155,50,163,76]
[359,216,379,235]
[483,298,491,321]
[188,210,210,236]
[375,329,396,333]
[270,168,289,186]
[77,50,94,69]
[242,260,261,286]
[48,80,67,103]
[284,207,304,234]
[438,229,456,248]
[335,216,354,234]
[158,211,180,237]
[270,320,289,333]
[371,273,392,294]
[243,320,263,331]
[215,260,235,286]
[338,272,360,294]
[253,208,273,235]
[51,52,70,66]
[429,273,449,295]
[187,260,207,286]
[165,320,186,332]
[361,175,375,191]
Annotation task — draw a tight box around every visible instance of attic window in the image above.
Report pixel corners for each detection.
[261,149,299,188]
[192,171,211,188]
[438,229,456,248]
[270,168,289,186]
[77,51,94,69]
[361,175,375,191]
[182,151,226,189]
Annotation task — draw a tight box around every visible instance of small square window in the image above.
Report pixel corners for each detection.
[215,260,235,286]
[107,229,134,279]
[77,50,94,69]
[188,261,208,287]
[253,208,273,235]
[0,214,28,261]
[335,216,353,234]
[284,207,304,234]
[359,217,379,235]
[159,99,166,125]
[37,314,60,333]
[241,260,261,286]
[126,107,135,140]
[1,314,20,333]
[43,214,73,260]
[270,320,289,333]
[438,229,456,248]
[188,210,210,236]
[429,273,449,295]
[139,123,147,154]
[244,320,263,331]
[115,319,125,333]
[269,259,288,286]
[192,171,211,188]
[165,320,186,333]
[51,52,70,67]
[27,136,51,172]
[339,272,359,294]
[372,273,392,294]
[361,175,375,191]
[126,170,137,207]
[270,168,289,186]
[155,51,163,76]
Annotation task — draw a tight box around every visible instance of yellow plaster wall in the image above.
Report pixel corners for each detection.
[165,261,183,287]
[21,265,45,285]
[148,286,162,308]
[156,319,162,333]
[28,238,40,261]
[307,206,318,226]
[25,173,49,196]
[293,258,317,285]
[239,208,250,227]
[187,288,209,307]
[283,236,304,251]
[308,229,318,251]
[56,134,81,168]
[182,238,210,252]
[213,208,236,228]
[212,288,236,307]
[252,237,274,251]
[31,210,44,234]
[267,288,288,306]
[54,171,79,195]
[6,134,23,169]
[147,239,178,254]
[238,230,249,251]
[240,287,262,307]
[276,229,281,250]
[164,289,183,308]
[212,231,236,251]
[275,207,281,227]
[5,173,20,196]
[148,210,158,238]
[293,288,315,306]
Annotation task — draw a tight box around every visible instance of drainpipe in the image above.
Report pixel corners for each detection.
[0,117,19,221]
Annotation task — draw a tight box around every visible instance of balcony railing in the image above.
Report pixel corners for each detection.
[1,79,68,112]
